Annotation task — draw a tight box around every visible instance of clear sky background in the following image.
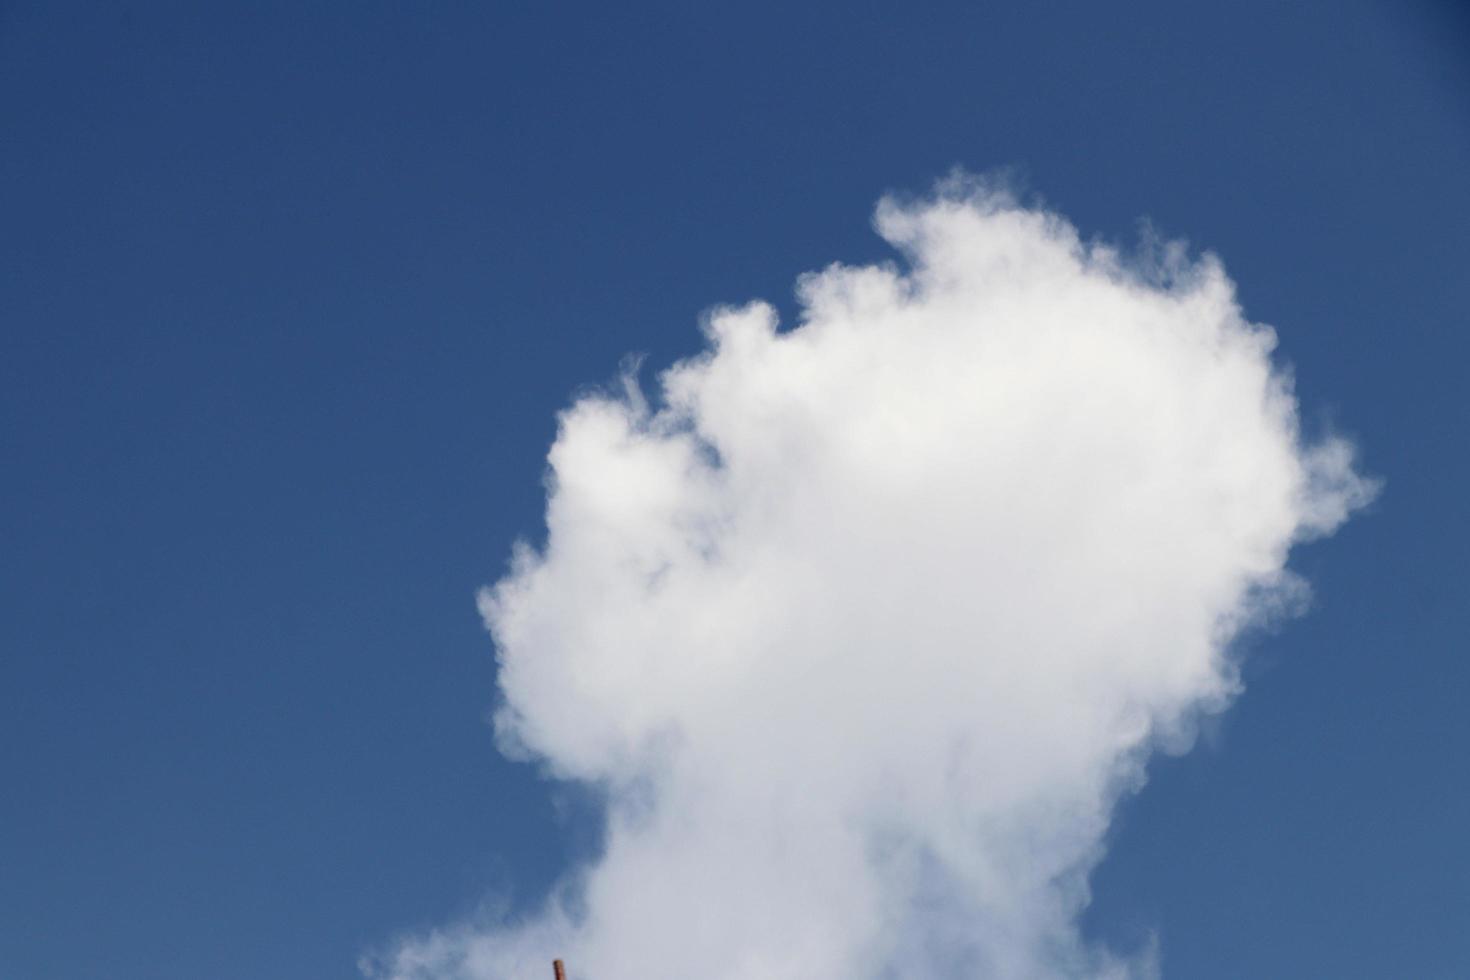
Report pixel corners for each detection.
[2,2,1467,978]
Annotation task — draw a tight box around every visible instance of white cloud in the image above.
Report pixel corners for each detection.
[368,177,1375,980]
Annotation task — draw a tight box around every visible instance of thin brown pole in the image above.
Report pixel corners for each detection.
[553,960,567,980]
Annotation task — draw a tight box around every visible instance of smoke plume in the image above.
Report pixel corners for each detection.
[371,178,1374,979]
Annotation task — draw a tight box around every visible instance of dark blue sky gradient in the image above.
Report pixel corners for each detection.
[2,2,1467,978]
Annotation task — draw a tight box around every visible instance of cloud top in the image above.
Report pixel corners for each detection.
[371,179,1374,980]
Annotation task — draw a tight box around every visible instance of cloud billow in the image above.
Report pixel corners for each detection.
[371,179,1374,980]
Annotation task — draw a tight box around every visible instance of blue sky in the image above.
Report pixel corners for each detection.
[2,2,1467,978]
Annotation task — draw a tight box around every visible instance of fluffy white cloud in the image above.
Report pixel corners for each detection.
[369,178,1374,980]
